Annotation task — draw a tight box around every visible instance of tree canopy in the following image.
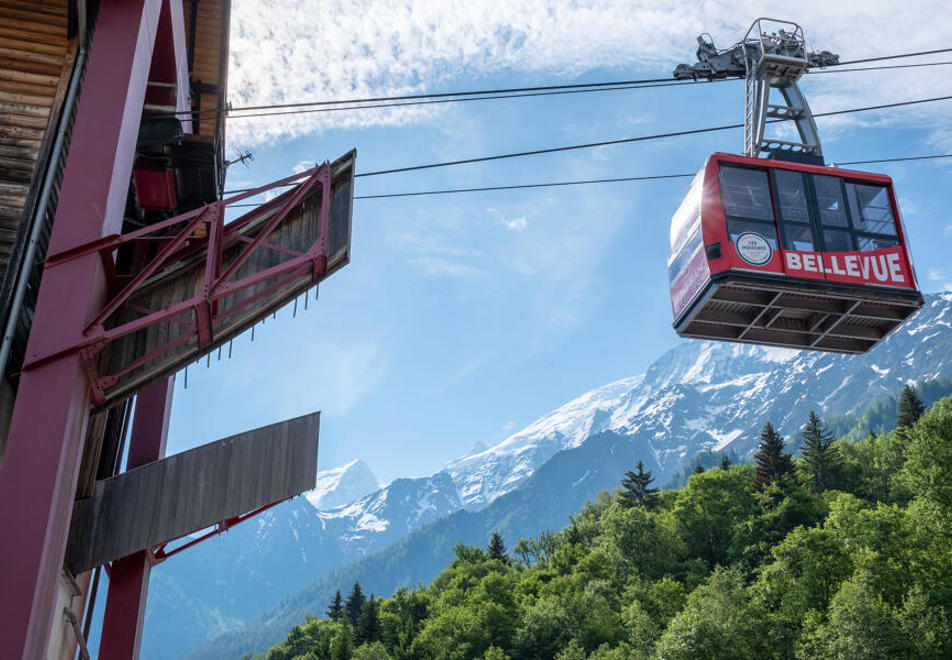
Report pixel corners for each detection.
[619,460,659,510]
[259,392,952,660]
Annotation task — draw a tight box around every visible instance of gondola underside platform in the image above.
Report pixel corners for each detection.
[674,273,924,354]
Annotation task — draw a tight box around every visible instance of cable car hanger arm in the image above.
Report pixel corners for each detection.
[673,18,839,162]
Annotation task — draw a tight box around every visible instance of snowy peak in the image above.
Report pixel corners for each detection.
[445,375,644,508]
[305,459,379,510]
[445,295,952,503]
[315,471,461,553]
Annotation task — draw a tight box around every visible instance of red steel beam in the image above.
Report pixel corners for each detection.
[99,377,174,660]
[0,1,163,656]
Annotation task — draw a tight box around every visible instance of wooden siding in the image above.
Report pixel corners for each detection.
[184,0,229,139]
[0,1,73,308]
[64,411,320,574]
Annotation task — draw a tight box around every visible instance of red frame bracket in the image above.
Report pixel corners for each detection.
[30,164,332,405]
[146,498,289,565]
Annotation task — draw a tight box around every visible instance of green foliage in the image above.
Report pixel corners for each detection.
[619,461,659,510]
[487,532,509,563]
[260,393,952,660]
[668,466,758,567]
[352,640,392,660]
[799,410,842,493]
[345,582,366,628]
[902,396,952,514]
[797,571,915,659]
[898,385,926,429]
[355,595,381,646]
[326,590,344,621]
[654,566,769,659]
[664,449,736,489]
[825,374,952,444]
[753,422,794,492]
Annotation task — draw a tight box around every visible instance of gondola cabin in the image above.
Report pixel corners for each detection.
[669,153,923,353]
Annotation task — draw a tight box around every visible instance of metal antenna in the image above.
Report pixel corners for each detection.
[674,18,838,162]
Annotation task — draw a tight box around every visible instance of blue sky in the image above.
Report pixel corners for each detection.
[163,1,952,483]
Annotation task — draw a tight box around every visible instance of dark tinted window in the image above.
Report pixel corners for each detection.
[823,229,853,252]
[783,224,816,251]
[847,183,897,236]
[814,175,849,227]
[857,235,899,251]
[774,170,810,223]
[719,166,774,221]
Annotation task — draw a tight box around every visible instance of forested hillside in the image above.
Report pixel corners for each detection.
[253,390,952,660]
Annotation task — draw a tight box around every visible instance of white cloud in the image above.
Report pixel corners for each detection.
[501,216,528,231]
[265,333,390,417]
[391,227,488,279]
[408,256,487,279]
[927,267,952,292]
[227,0,950,147]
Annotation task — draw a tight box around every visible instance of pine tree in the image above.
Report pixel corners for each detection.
[897,385,925,429]
[620,461,659,510]
[355,595,381,645]
[693,463,705,474]
[719,454,731,470]
[487,531,509,563]
[325,589,344,621]
[753,422,794,492]
[345,581,366,627]
[800,410,841,493]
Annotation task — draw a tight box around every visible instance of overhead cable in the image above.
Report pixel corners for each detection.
[175,46,952,121]
[222,94,952,194]
[807,60,952,75]
[832,47,952,67]
[224,153,952,205]
[354,154,952,200]
[354,95,952,178]
[226,80,719,120]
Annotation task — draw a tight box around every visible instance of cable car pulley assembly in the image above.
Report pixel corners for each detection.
[667,18,923,354]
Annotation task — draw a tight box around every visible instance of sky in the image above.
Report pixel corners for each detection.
[163,0,952,484]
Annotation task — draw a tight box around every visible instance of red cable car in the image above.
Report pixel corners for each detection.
[669,153,923,353]
[668,19,923,354]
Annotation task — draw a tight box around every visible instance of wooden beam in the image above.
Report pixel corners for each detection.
[64,412,319,575]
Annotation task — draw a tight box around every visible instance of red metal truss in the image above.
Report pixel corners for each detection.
[29,163,333,405]
[147,498,288,565]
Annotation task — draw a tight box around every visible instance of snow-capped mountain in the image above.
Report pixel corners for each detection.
[153,294,952,659]
[305,459,379,510]
[452,294,952,488]
[446,375,644,508]
[313,471,461,555]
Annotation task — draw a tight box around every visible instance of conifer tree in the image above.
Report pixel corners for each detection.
[898,385,925,429]
[719,454,731,470]
[800,410,841,493]
[487,531,509,563]
[620,461,659,510]
[345,581,366,627]
[326,589,344,621]
[753,422,793,491]
[355,595,381,645]
[693,463,706,475]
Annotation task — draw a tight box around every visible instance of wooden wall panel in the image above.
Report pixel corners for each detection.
[65,411,320,574]
[0,0,71,292]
